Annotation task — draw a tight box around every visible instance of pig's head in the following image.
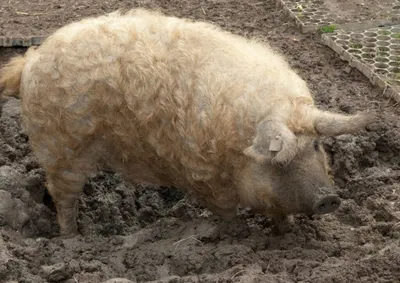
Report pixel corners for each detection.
[238,107,374,218]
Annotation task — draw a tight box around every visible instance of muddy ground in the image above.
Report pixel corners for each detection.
[1,0,400,282]
[322,0,396,24]
[1,0,398,36]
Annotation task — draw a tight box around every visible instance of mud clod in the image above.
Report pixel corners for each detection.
[41,262,69,282]
[1,97,21,119]
[102,279,136,283]
[0,190,29,230]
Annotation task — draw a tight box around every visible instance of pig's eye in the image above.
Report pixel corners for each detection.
[313,140,320,151]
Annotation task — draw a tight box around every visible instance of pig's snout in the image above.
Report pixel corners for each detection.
[312,194,341,215]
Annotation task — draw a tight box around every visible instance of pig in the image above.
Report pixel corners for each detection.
[0,9,373,237]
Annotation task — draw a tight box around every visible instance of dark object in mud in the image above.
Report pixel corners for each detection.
[0,9,373,237]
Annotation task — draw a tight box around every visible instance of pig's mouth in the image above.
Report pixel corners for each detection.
[312,194,341,215]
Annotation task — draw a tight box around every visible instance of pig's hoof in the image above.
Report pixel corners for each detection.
[271,215,294,235]
[205,220,230,241]
[56,229,79,239]
[207,217,250,240]
[272,222,291,235]
[52,234,79,242]
[56,233,79,240]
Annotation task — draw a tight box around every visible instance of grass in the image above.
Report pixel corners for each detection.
[349,43,362,49]
[375,57,388,62]
[379,30,391,36]
[318,24,337,33]
[377,51,389,57]
[392,33,400,39]
[388,73,400,86]
[296,4,303,12]
[392,73,400,80]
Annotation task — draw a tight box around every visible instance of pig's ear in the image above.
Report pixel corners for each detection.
[312,109,374,136]
[243,120,298,166]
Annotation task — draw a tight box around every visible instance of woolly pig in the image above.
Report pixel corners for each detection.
[0,9,373,236]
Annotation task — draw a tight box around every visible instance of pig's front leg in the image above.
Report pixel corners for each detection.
[203,202,251,241]
[271,213,295,234]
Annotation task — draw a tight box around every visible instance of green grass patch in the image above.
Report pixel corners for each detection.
[349,43,362,49]
[378,30,391,36]
[296,4,304,12]
[377,51,389,57]
[392,73,400,80]
[318,24,337,33]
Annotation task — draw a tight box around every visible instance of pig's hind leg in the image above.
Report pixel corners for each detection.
[28,134,98,237]
[46,168,88,237]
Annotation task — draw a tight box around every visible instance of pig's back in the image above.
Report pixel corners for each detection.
[19,10,307,187]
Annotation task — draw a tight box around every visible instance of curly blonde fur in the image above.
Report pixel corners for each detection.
[0,9,372,235]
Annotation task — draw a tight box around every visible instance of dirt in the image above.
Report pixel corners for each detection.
[1,0,400,282]
[0,0,398,37]
[321,0,397,24]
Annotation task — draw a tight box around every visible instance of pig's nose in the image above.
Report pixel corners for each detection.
[313,195,341,215]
